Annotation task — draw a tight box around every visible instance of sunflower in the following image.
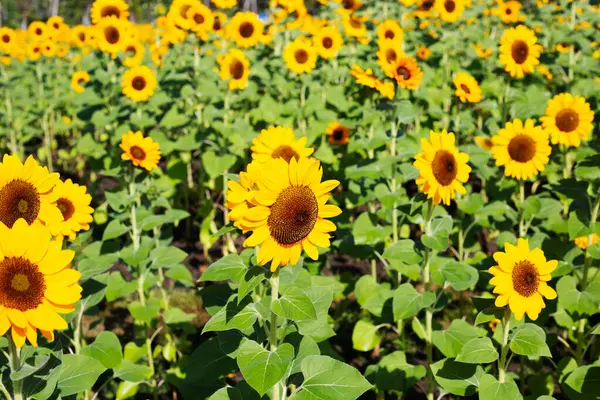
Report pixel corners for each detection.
[122,39,144,67]
[376,19,403,43]
[338,0,362,13]
[95,16,129,56]
[0,28,16,53]
[47,180,94,240]
[226,163,260,229]
[167,0,198,30]
[251,126,314,166]
[0,155,62,229]
[453,72,482,103]
[71,71,90,93]
[489,238,557,321]
[313,26,343,59]
[212,12,228,35]
[90,0,130,24]
[376,79,396,100]
[27,21,48,43]
[474,136,494,151]
[417,45,430,60]
[212,0,237,8]
[234,157,341,271]
[414,0,436,18]
[121,65,157,102]
[120,131,161,171]
[389,56,423,90]
[414,130,470,206]
[187,3,214,37]
[489,318,501,332]
[493,0,525,24]
[41,41,57,58]
[26,42,43,61]
[227,12,264,48]
[46,16,65,34]
[575,233,600,250]
[555,43,570,53]
[537,64,553,80]
[540,93,594,148]
[341,14,368,42]
[491,119,551,180]
[326,122,350,145]
[0,219,82,347]
[472,43,493,58]
[499,25,542,78]
[219,49,250,90]
[436,0,465,23]
[377,38,405,73]
[350,65,378,88]
[283,37,317,75]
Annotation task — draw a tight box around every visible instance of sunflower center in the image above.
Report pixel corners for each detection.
[77,78,85,84]
[421,0,435,11]
[35,28,42,35]
[444,0,456,12]
[271,145,299,163]
[101,5,121,18]
[294,49,309,64]
[384,30,395,39]
[78,32,86,41]
[432,150,458,186]
[57,198,76,221]
[386,49,397,63]
[267,186,319,245]
[230,59,245,79]
[239,22,255,38]
[460,84,471,94]
[194,13,205,24]
[53,23,60,29]
[104,26,120,44]
[0,180,41,228]
[130,145,146,161]
[132,76,146,90]
[125,45,136,55]
[322,37,333,49]
[512,260,539,297]
[349,18,362,29]
[213,19,222,30]
[555,108,579,133]
[505,7,512,15]
[343,0,356,9]
[396,66,411,80]
[0,257,46,311]
[511,40,529,64]
[333,128,345,140]
[2,35,9,43]
[508,134,536,163]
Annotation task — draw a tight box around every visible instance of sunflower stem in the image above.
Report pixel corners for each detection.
[501,77,511,124]
[518,180,526,237]
[390,120,398,243]
[8,336,23,400]
[270,269,281,400]
[567,1,576,84]
[498,308,512,383]
[423,200,435,400]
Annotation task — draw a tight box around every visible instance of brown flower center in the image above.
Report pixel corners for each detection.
[1,35,10,43]
[271,145,299,163]
[294,49,309,64]
[512,260,539,297]
[511,40,529,64]
[460,84,471,94]
[343,0,356,9]
[78,32,86,41]
[267,186,319,245]
[0,180,41,228]
[444,0,456,12]
[432,150,458,186]
[333,128,345,141]
[322,37,333,49]
[125,45,136,55]
[505,7,513,15]
[193,13,205,24]
[104,26,120,44]
[35,28,43,35]
[53,23,60,29]
[132,76,146,91]
[57,198,75,221]
[0,257,46,311]
[130,145,146,160]
[384,30,395,39]
[555,108,579,133]
[101,5,121,18]
[349,18,362,29]
[386,48,397,63]
[230,59,245,79]
[508,134,536,163]
[239,22,255,38]
[420,0,435,11]
[77,78,85,84]
[396,66,411,80]
[213,19,222,31]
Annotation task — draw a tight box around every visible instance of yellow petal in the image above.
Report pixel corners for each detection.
[44,284,82,305]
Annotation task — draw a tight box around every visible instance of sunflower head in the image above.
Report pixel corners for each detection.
[121,65,158,102]
[283,36,318,75]
[120,131,162,172]
[351,65,378,89]
[474,136,494,151]
[71,71,90,93]
[227,12,264,48]
[219,48,250,90]
[376,19,403,43]
[91,0,130,25]
[48,180,94,240]
[326,122,351,145]
[436,0,465,23]
[414,130,471,205]
[95,16,130,56]
[417,45,430,60]
[313,26,343,59]
[251,126,314,166]
[377,38,405,73]
[453,72,482,103]
[540,93,594,148]
[489,238,557,321]
[390,56,424,90]
[499,25,542,78]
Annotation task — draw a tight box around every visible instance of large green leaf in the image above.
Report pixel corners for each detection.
[392,283,435,321]
[478,374,523,400]
[81,331,123,369]
[441,261,479,291]
[236,340,295,396]
[509,324,552,358]
[431,358,484,396]
[432,320,483,358]
[455,337,499,364]
[203,296,258,334]
[200,254,247,283]
[352,320,382,352]
[272,287,317,321]
[57,355,106,397]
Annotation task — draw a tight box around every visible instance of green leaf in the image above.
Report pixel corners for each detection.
[296,355,372,400]
[568,211,592,240]
[113,360,152,383]
[510,324,552,358]
[208,387,242,400]
[128,298,161,325]
[352,213,393,245]
[150,247,188,270]
[202,296,258,334]
[287,334,320,376]
[455,337,499,364]
[478,374,523,400]
[200,254,247,283]
[160,106,190,129]
[367,351,426,393]
[457,194,484,215]
[382,240,422,264]
[11,354,50,381]
[557,275,600,316]
[422,215,452,251]
[238,266,266,302]
[352,320,382,352]
[354,276,393,318]
[432,320,483,358]
[393,283,435,321]
[272,287,317,321]
[562,365,600,400]
[103,220,129,241]
[431,358,484,396]
[80,331,123,369]
[163,307,196,324]
[116,381,139,400]
[395,100,417,123]
[202,151,237,180]
[237,340,295,396]
[575,154,600,182]
[441,261,479,290]
[57,355,106,397]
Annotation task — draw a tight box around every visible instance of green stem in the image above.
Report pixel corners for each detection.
[563,147,574,179]
[8,336,23,400]
[390,121,398,243]
[567,2,576,84]
[498,309,512,383]
[270,269,281,400]
[518,180,526,237]
[501,78,511,124]
[153,227,170,310]
[422,200,435,400]
[371,259,377,281]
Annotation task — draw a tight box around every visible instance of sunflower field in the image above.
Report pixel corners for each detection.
[0,0,599,399]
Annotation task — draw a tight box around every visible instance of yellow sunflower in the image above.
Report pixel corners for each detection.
[377,38,405,73]
[376,79,396,100]
[234,157,341,271]
[41,41,57,58]
[326,122,350,145]
[0,155,62,229]
[95,16,129,56]
[575,233,600,250]
[489,238,557,321]
[540,93,594,148]
[120,131,162,172]
[537,64,553,80]
[71,71,90,93]
[491,119,551,180]
[376,19,403,43]
[313,26,343,59]
[167,0,198,30]
[453,72,482,103]
[121,65,157,102]
[493,0,525,24]
[472,43,493,58]
[251,126,314,166]
[212,0,237,8]
[341,14,368,42]
[417,45,430,60]
[47,180,94,240]
[474,136,494,151]
[219,48,250,90]
[227,12,264,48]
[414,130,471,205]
[283,36,317,75]
[499,25,542,78]
[26,42,43,61]
[337,0,362,13]
[46,16,65,34]
[436,0,465,23]
[122,39,144,67]
[0,219,82,347]
[390,56,423,90]
[91,0,130,24]
[414,0,436,18]
[27,21,48,42]
[0,28,16,53]
[187,3,214,37]
[212,12,228,35]
[226,163,260,230]
[350,65,378,88]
